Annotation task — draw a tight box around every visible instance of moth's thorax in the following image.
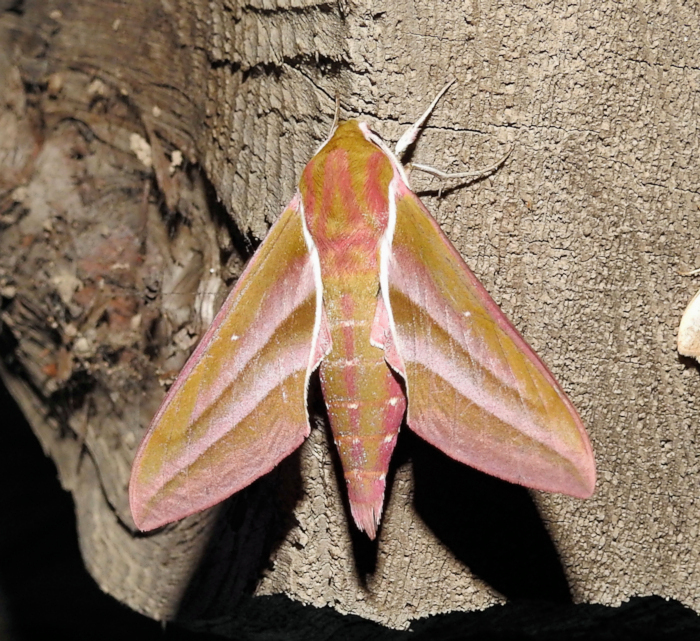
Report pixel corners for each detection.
[299,120,394,275]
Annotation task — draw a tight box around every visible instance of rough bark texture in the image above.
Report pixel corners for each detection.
[0,0,698,632]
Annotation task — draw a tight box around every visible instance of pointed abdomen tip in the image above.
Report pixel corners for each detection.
[350,502,381,540]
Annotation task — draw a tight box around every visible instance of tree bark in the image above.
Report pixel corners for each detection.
[1,0,698,631]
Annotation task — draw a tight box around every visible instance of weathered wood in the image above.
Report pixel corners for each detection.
[0,0,699,631]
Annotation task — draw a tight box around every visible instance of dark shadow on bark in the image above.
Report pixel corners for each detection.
[678,352,700,372]
[0,378,195,640]
[174,448,304,622]
[408,430,573,603]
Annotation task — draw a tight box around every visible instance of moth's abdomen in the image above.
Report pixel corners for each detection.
[319,284,406,539]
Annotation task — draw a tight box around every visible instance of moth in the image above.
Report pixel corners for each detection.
[130,84,596,539]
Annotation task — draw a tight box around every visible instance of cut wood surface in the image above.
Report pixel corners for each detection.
[0,0,698,631]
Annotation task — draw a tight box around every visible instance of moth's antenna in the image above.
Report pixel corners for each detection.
[395,79,456,157]
[315,93,342,154]
[331,93,341,133]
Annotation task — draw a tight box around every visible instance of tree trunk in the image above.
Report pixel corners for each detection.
[1,0,698,631]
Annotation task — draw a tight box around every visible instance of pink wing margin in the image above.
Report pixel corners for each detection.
[129,194,324,531]
[383,182,596,498]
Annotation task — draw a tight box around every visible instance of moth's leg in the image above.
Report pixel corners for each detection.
[395,80,455,157]
[409,145,513,182]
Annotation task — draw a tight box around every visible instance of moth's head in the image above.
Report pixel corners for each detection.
[310,119,386,165]
[316,119,366,152]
